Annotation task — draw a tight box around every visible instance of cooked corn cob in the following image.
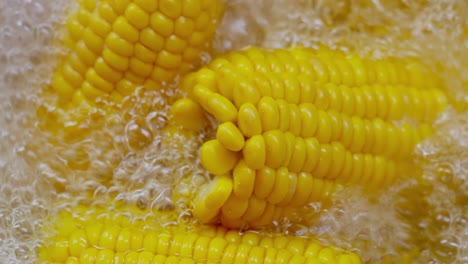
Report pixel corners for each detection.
[52,0,222,107]
[36,0,223,186]
[170,46,447,227]
[39,206,362,264]
[40,0,224,142]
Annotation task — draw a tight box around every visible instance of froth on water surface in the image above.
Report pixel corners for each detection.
[0,0,467,263]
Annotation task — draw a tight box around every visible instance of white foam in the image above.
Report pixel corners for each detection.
[0,0,466,263]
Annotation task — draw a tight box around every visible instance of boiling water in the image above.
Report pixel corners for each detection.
[0,0,466,263]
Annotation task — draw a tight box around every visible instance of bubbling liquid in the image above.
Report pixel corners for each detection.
[0,0,466,263]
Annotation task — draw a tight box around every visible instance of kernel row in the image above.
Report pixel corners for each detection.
[187,65,446,123]
[227,46,444,89]
[43,209,361,263]
[52,0,222,103]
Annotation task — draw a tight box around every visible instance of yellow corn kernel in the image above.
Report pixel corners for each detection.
[287,103,302,136]
[105,32,133,57]
[282,132,296,167]
[112,16,139,43]
[193,175,233,222]
[267,167,291,204]
[233,81,262,107]
[98,2,117,22]
[227,53,254,74]
[193,10,211,29]
[242,196,267,222]
[71,89,92,107]
[85,222,103,247]
[247,246,266,263]
[116,228,132,252]
[157,233,172,256]
[232,244,252,262]
[79,247,99,263]
[276,171,298,206]
[253,203,277,227]
[232,160,256,198]
[66,52,87,77]
[200,139,240,176]
[221,194,249,219]
[85,68,113,93]
[101,49,128,71]
[143,231,158,252]
[254,167,276,199]
[263,130,287,168]
[287,172,313,206]
[134,233,150,253]
[189,32,205,47]
[243,135,266,169]
[192,85,238,122]
[134,43,156,63]
[150,12,174,37]
[275,99,290,131]
[165,35,188,54]
[182,46,202,63]
[81,81,107,100]
[66,15,85,41]
[313,143,334,179]
[150,66,177,83]
[289,137,307,173]
[69,229,87,257]
[157,50,183,69]
[169,97,208,131]
[216,122,245,151]
[75,7,91,25]
[192,68,218,91]
[124,3,150,30]
[315,110,333,143]
[238,103,262,137]
[88,13,110,37]
[139,28,164,53]
[129,58,153,77]
[74,40,97,66]
[318,247,338,263]
[115,78,136,96]
[46,239,69,262]
[94,57,123,82]
[98,225,121,250]
[52,74,75,99]
[257,96,280,131]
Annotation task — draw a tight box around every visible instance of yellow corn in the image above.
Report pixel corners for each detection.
[39,206,362,264]
[52,0,222,107]
[179,46,446,122]
[170,46,448,227]
[35,0,224,187]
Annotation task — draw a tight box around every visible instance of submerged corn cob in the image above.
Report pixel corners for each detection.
[39,206,362,264]
[52,0,222,107]
[39,0,223,143]
[36,0,223,185]
[169,46,448,227]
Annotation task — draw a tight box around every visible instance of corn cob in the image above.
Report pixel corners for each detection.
[39,206,362,264]
[52,0,222,107]
[36,0,224,187]
[169,46,447,227]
